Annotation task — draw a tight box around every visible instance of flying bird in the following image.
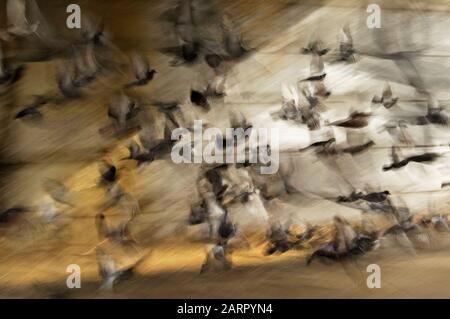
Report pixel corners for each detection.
[107,93,140,130]
[301,54,326,81]
[96,247,148,290]
[5,0,39,38]
[302,38,329,56]
[125,52,156,88]
[190,89,210,110]
[336,25,356,62]
[372,83,398,109]
[383,147,439,171]
[328,112,371,129]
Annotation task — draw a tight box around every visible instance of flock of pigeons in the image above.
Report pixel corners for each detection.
[1,0,450,292]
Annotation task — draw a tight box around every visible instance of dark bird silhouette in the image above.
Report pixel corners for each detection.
[72,42,99,87]
[0,40,25,85]
[265,223,298,255]
[98,161,117,186]
[189,200,208,225]
[372,83,398,109]
[107,93,140,130]
[337,190,390,203]
[307,234,378,265]
[300,106,321,130]
[301,54,326,81]
[417,95,448,126]
[302,38,329,56]
[4,0,39,38]
[15,95,48,119]
[205,165,229,200]
[56,64,81,99]
[151,101,181,128]
[221,14,251,60]
[342,141,375,155]
[307,216,378,265]
[190,89,210,110]
[95,213,135,244]
[383,147,439,171]
[125,52,156,88]
[335,25,356,62]
[0,207,29,224]
[431,214,450,233]
[218,210,236,241]
[15,105,41,119]
[329,112,370,128]
[96,247,148,290]
[133,125,177,165]
[161,0,201,65]
[229,109,252,131]
[122,141,141,160]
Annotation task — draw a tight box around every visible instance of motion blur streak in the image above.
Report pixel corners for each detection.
[2,0,450,298]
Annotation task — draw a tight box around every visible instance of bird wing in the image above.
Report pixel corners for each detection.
[310,54,324,75]
[281,84,299,106]
[390,146,400,164]
[7,0,28,30]
[130,52,149,80]
[382,83,393,100]
[340,25,353,45]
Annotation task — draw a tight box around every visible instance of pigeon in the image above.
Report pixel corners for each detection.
[82,15,107,46]
[307,216,378,265]
[274,83,301,121]
[98,161,117,186]
[162,0,201,65]
[190,89,210,110]
[200,243,232,273]
[205,165,229,200]
[95,213,135,244]
[122,141,141,160]
[383,147,439,171]
[301,54,326,81]
[424,95,448,125]
[15,105,42,119]
[300,105,321,130]
[341,141,375,155]
[302,38,329,56]
[125,52,156,88]
[229,109,252,131]
[217,210,236,241]
[42,179,74,206]
[151,101,181,129]
[189,200,208,225]
[0,41,25,85]
[337,191,390,203]
[329,112,370,128]
[372,83,398,109]
[56,64,81,99]
[336,25,356,62]
[72,43,99,87]
[0,207,29,224]
[431,214,450,233]
[306,139,374,156]
[96,247,148,290]
[307,233,378,265]
[15,95,49,119]
[265,223,298,255]
[5,0,39,38]
[133,125,176,165]
[107,93,139,130]
[221,14,251,60]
